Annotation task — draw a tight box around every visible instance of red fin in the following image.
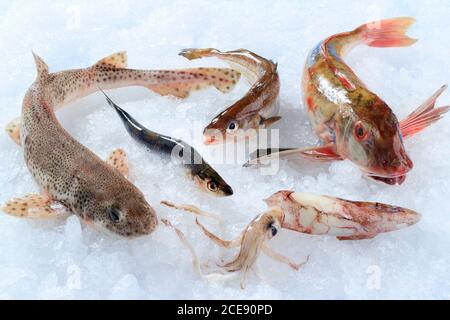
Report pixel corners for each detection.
[358,17,417,47]
[300,144,343,162]
[400,85,450,138]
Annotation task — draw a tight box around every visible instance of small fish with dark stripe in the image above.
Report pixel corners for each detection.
[102,90,234,197]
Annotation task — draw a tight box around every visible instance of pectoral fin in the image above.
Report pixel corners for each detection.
[244,144,341,167]
[400,85,450,138]
[260,116,282,128]
[106,148,129,178]
[5,118,21,146]
[244,148,304,167]
[299,144,343,161]
[2,194,68,219]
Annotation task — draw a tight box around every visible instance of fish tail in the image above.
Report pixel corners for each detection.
[355,17,417,48]
[400,85,450,138]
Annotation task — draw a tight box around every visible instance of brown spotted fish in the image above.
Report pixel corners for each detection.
[2,51,240,237]
[179,48,281,144]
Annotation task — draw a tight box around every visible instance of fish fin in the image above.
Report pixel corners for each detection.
[179,48,219,60]
[244,145,342,167]
[32,52,49,78]
[106,148,129,178]
[400,85,450,138]
[358,17,417,47]
[2,194,68,219]
[244,148,306,167]
[337,235,376,241]
[147,67,241,98]
[299,144,343,161]
[260,116,282,128]
[94,51,128,69]
[5,118,21,146]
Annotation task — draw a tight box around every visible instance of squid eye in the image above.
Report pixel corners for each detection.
[108,208,121,222]
[269,224,278,237]
[354,122,368,141]
[207,181,218,192]
[226,121,238,133]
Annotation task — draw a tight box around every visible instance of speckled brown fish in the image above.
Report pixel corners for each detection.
[179,48,280,144]
[102,90,233,197]
[1,51,240,237]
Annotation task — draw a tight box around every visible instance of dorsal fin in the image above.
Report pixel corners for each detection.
[94,51,128,69]
[32,51,49,78]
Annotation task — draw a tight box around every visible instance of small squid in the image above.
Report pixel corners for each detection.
[163,191,420,288]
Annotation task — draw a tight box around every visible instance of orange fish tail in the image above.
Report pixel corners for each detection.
[356,17,417,48]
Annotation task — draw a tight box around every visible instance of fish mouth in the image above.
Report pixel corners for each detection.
[222,185,234,196]
[203,135,219,145]
[366,173,407,185]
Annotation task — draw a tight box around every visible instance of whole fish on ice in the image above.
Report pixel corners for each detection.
[179,48,281,144]
[2,51,240,236]
[246,18,449,185]
[102,90,234,197]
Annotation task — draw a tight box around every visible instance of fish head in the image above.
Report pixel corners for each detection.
[202,107,249,145]
[86,185,158,237]
[336,99,413,185]
[192,165,234,197]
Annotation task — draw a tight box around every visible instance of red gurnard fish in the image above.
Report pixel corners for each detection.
[246,18,449,185]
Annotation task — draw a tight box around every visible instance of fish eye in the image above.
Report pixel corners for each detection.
[226,121,238,133]
[354,121,368,141]
[108,208,121,222]
[207,181,218,192]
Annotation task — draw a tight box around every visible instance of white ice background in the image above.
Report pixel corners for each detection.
[0,0,449,299]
